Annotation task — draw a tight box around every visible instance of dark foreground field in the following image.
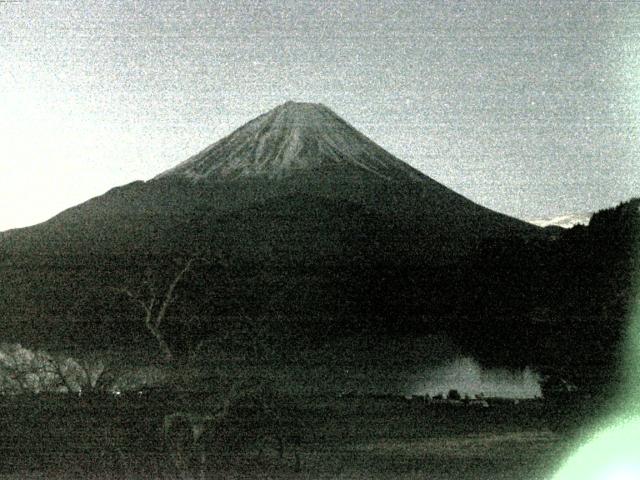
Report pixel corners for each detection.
[0,392,578,480]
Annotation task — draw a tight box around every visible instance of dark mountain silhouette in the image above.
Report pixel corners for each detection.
[452,198,639,396]
[0,101,587,366]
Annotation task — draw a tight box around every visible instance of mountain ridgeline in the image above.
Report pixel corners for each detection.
[1,102,537,259]
[0,102,637,386]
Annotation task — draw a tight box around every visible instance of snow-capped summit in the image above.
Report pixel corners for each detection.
[156,101,425,182]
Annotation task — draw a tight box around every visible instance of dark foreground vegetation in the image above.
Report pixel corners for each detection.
[0,387,586,480]
[1,198,637,390]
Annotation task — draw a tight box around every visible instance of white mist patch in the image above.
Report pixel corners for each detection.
[407,357,541,399]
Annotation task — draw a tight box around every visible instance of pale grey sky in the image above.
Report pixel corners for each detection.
[1,0,639,231]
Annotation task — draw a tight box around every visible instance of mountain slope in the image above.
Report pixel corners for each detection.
[0,101,544,352]
[2,102,538,255]
[157,101,426,183]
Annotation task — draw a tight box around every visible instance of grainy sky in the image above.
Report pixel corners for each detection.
[1,0,639,231]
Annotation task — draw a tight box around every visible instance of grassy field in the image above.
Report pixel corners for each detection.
[0,391,577,480]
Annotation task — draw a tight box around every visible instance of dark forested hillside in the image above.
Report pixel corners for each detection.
[0,198,636,384]
[0,103,636,394]
[450,198,639,392]
[0,102,541,356]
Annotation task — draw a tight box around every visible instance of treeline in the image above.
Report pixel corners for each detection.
[450,198,639,390]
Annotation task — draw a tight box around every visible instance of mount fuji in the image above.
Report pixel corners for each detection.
[0,101,542,348]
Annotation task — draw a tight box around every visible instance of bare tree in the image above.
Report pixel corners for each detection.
[0,344,117,395]
[0,343,40,394]
[118,255,201,362]
[163,378,303,479]
[38,353,81,394]
[55,353,119,395]
[75,357,114,393]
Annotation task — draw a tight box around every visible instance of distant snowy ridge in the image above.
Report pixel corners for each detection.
[527,212,592,228]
